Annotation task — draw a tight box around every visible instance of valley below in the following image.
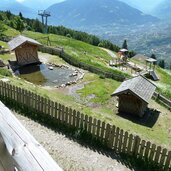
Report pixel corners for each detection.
[80,20,171,68]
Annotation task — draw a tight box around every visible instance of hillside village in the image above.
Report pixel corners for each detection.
[0,10,171,171]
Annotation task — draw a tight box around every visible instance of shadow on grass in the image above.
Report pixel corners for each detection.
[117,108,160,128]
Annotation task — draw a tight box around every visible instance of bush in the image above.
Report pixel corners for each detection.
[0,68,12,77]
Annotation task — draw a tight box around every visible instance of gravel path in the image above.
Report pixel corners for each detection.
[101,48,117,58]
[14,113,132,171]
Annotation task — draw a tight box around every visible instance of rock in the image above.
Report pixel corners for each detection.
[70,72,78,77]
[48,66,54,70]
[60,84,66,88]
[0,78,10,82]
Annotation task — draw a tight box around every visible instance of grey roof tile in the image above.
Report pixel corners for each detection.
[8,35,41,51]
[112,75,156,103]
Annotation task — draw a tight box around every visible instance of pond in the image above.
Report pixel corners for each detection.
[15,64,77,86]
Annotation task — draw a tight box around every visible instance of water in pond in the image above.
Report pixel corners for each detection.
[15,64,76,86]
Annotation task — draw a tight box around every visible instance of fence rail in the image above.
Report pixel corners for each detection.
[153,92,171,111]
[38,45,126,81]
[0,81,170,170]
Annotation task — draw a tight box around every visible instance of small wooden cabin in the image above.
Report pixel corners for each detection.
[8,35,41,66]
[111,75,156,117]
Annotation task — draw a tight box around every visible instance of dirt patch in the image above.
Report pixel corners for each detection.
[14,113,132,171]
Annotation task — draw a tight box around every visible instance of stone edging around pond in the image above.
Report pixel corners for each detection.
[47,62,85,88]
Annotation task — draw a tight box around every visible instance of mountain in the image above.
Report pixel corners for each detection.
[47,0,158,28]
[0,1,36,18]
[152,0,171,19]
[119,0,163,14]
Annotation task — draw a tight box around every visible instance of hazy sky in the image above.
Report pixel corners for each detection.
[16,0,65,9]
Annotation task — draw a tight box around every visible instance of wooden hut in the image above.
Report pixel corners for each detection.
[8,35,41,66]
[111,75,156,117]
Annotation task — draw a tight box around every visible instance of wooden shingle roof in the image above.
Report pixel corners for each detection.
[8,35,41,51]
[111,75,156,103]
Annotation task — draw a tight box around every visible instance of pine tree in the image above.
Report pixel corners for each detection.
[13,16,25,32]
[151,54,156,59]
[0,22,6,38]
[151,54,157,65]
[122,39,128,49]
[158,59,165,69]
[19,12,23,19]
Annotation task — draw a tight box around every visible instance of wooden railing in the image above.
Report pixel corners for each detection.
[153,92,171,111]
[0,101,62,171]
[0,81,170,170]
[38,45,126,81]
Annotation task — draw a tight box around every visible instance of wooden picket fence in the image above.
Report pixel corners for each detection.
[0,81,170,170]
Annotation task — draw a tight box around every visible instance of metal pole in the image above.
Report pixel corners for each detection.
[45,16,48,34]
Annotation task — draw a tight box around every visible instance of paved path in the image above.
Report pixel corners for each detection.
[14,113,132,171]
[101,48,117,58]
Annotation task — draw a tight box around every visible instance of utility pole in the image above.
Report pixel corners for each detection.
[38,10,51,34]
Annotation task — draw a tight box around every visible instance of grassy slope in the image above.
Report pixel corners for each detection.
[0,29,171,148]
[22,31,129,78]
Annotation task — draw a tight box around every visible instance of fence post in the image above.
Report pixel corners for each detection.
[164,151,171,170]
[133,136,141,157]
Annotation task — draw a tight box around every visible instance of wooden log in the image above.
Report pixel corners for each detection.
[0,101,62,171]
